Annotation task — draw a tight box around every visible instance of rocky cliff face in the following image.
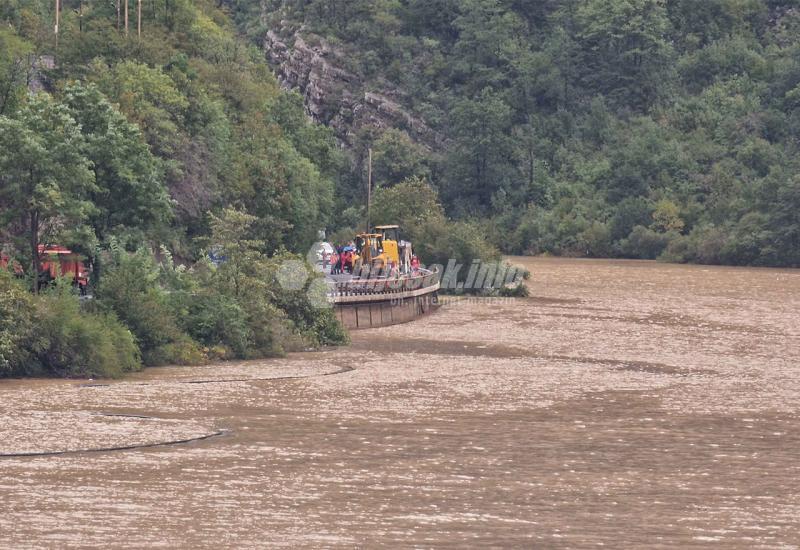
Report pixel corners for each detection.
[263,27,439,150]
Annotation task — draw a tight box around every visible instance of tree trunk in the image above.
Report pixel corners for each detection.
[30,209,40,294]
[528,146,534,189]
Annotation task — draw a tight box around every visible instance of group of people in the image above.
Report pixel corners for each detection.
[327,244,355,275]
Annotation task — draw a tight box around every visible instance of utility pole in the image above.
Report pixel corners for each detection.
[54,0,59,49]
[366,148,372,233]
[137,0,142,37]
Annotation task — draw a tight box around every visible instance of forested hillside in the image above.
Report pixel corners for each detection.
[2,0,799,376]
[2,0,347,255]
[257,0,800,267]
[0,0,347,377]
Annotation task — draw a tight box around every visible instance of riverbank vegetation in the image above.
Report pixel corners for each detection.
[0,208,345,379]
[261,0,800,268]
[0,0,348,377]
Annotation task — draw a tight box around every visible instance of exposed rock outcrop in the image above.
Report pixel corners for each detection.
[263,28,439,149]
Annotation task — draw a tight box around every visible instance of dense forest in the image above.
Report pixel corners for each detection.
[1,0,799,376]
[257,0,800,267]
[0,0,349,377]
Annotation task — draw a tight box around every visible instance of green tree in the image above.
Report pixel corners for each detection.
[96,246,186,364]
[62,81,172,241]
[762,174,800,266]
[403,0,460,40]
[266,90,345,181]
[652,199,685,232]
[207,207,266,299]
[444,88,514,214]
[229,116,333,253]
[371,176,445,238]
[0,29,32,116]
[451,0,526,93]
[569,0,674,109]
[0,93,95,291]
[667,0,767,51]
[91,60,189,158]
[372,129,430,186]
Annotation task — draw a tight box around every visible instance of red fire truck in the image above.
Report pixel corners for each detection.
[38,245,90,293]
[1,246,89,293]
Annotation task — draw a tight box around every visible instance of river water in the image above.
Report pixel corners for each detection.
[1,257,799,548]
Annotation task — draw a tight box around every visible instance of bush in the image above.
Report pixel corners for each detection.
[60,222,351,372]
[498,280,530,298]
[145,336,207,366]
[577,221,613,257]
[266,253,349,348]
[36,285,141,378]
[184,291,252,357]
[0,271,37,376]
[619,226,672,259]
[720,213,775,266]
[418,218,501,268]
[509,206,543,255]
[660,224,728,264]
[96,248,188,365]
[2,274,141,378]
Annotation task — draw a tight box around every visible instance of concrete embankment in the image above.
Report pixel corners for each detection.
[329,269,440,330]
[333,291,439,329]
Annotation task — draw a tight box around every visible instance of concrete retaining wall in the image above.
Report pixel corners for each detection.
[333,292,439,330]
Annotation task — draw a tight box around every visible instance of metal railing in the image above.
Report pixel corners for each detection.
[329,268,440,302]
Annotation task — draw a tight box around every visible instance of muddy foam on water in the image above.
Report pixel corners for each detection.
[1,257,799,547]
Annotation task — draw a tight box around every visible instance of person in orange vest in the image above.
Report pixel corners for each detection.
[330,248,340,275]
[410,255,420,272]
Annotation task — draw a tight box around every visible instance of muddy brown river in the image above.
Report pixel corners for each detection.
[1,257,800,548]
